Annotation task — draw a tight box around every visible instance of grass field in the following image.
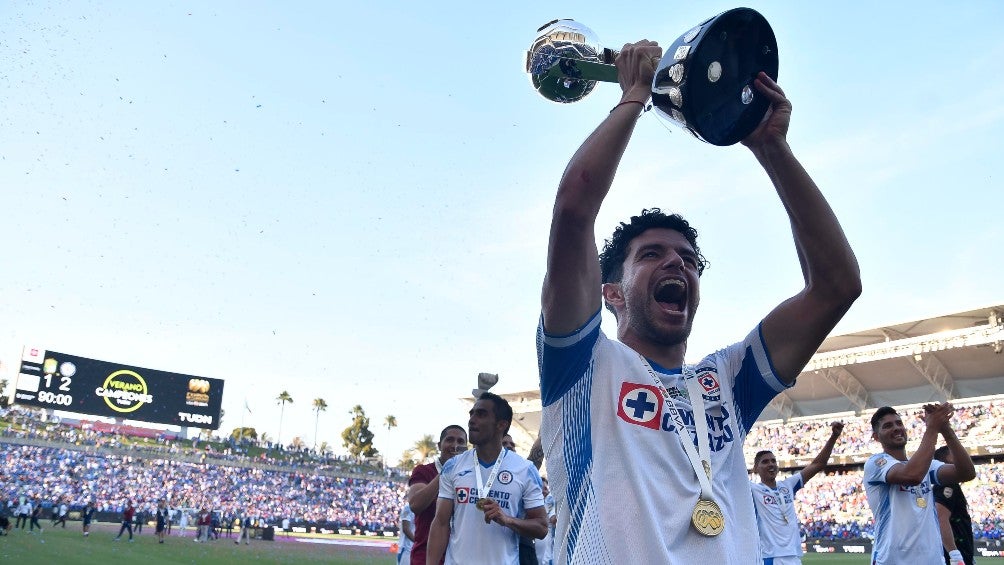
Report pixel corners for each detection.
[2,524,1000,564]
[0,522,399,564]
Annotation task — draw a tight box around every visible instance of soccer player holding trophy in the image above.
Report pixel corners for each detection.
[534,13,861,564]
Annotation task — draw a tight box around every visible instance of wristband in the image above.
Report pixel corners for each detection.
[610,100,647,114]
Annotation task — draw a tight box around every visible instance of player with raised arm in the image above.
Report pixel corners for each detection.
[537,38,861,563]
[751,422,844,564]
[864,404,976,565]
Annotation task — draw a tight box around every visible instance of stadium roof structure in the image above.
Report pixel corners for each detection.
[463,304,1004,451]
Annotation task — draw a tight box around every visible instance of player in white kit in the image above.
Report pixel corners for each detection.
[750,421,844,564]
[426,392,548,565]
[864,404,975,565]
[538,38,861,564]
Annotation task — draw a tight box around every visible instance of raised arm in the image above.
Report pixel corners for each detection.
[541,41,662,334]
[744,73,862,383]
[799,421,843,484]
[885,404,951,485]
[936,413,976,485]
[407,477,439,515]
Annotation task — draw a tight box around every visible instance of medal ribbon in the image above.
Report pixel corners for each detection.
[775,485,790,523]
[474,448,507,502]
[639,357,716,504]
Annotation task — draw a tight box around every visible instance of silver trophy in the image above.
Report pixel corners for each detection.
[525,9,779,146]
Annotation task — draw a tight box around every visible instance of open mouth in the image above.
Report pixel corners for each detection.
[654,279,686,312]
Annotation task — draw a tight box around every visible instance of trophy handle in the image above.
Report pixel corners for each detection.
[523,46,620,85]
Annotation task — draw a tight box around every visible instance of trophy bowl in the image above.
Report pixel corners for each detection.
[653,8,778,146]
[525,8,779,146]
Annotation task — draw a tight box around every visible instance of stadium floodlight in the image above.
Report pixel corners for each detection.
[806,321,1004,371]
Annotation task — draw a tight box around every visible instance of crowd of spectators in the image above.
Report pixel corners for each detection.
[0,443,406,532]
[0,405,407,481]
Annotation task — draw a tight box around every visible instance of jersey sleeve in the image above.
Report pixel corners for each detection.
[409,463,434,487]
[719,323,791,432]
[438,459,457,500]
[537,310,602,407]
[929,459,946,486]
[864,453,898,485]
[784,472,805,496]
[522,463,545,510]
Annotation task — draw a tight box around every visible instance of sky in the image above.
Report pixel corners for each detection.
[2,1,1002,464]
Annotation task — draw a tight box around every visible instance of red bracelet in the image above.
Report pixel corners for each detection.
[610,100,646,114]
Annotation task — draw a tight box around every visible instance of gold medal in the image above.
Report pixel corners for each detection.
[475,499,486,511]
[691,499,725,536]
[916,497,927,508]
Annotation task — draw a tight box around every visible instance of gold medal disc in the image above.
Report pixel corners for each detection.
[691,499,725,536]
[916,497,927,508]
[475,499,486,511]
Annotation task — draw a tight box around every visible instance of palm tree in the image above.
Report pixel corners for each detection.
[413,434,437,462]
[384,414,397,431]
[276,391,293,446]
[312,398,328,450]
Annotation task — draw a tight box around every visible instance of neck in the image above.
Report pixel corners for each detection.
[760,476,777,489]
[475,440,503,463]
[437,454,450,466]
[621,334,687,369]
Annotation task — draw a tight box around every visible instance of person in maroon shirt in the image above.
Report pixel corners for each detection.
[114,499,136,541]
[407,425,468,565]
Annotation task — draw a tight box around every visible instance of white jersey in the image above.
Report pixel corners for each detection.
[438,448,545,565]
[398,502,415,553]
[864,453,945,565]
[538,311,787,564]
[750,473,804,558]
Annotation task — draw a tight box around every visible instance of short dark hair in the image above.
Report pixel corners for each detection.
[933,445,950,462]
[753,450,774,466]
[478,392,513,435]
[870,406,898,432]
[439,424,466,443]
[599,208,708,286]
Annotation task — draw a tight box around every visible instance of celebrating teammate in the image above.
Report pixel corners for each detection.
[750,421,844,564]
[426,393,547,565]
[864,404,975,564]
[537,39,861,563]
[408,424,468,565]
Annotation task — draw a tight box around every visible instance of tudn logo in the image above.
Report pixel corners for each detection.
[188,379,211,394]
[96,370,153,413]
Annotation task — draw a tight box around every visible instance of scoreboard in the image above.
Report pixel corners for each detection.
[13,346,224,430]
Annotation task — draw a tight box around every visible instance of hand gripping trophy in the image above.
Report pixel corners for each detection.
[525,8,778,146]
